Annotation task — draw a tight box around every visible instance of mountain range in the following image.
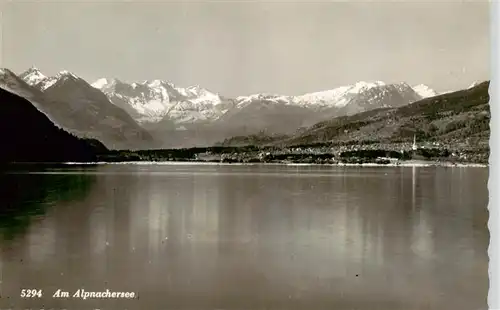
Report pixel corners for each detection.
[219,81,490,149]
[0,66,462,150]
[92,78,433,126]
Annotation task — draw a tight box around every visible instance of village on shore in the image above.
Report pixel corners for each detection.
[98,135,489,166]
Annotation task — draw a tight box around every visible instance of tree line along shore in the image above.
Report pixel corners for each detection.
[96,141,489,165]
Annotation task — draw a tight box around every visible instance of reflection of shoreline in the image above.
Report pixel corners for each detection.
[0,173,96,240]
[0,164,489,309]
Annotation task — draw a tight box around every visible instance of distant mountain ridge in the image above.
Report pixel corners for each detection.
[93,78,437,126]
[6,65,482,149]
[90,75,440,147]
[218,81,490,148]
[92,78,230,125]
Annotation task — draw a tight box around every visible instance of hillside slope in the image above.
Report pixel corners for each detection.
[283,81,490,146]
[219,81,490,148]
[36,72,155,150]
[0,87,107,163]
[8,68,156,150]
[94,75,434,148]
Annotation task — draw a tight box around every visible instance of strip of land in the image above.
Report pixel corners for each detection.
[94,141,489,166]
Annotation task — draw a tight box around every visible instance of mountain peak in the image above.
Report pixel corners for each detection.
[348,81,386,93]
[187,85,202,91]
[19,66,47,86]
[19,65,42,76]
[143,79,177,89]
[412,84,438,98]
[0,67,41,99]
[355,80,386,87]
[57,70,79,79]
[183,85,219,97]
[92,78,113,89]
[35,70,84,91]
[24,65,41,73]
[147,79,164,87]
[0,67,16,77]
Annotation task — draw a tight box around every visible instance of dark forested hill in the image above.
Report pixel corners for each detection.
[0,87,108,163]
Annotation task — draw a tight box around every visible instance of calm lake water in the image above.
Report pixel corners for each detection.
[0,164,489,310]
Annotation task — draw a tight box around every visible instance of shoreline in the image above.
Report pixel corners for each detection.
[26,160,489,168]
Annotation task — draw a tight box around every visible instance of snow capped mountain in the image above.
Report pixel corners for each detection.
[235,93,290,108]
[0,68,42,99]
[235,81,424,111]
[202,81,424,147]
[19,66,47,86]
[93,78,229,124]
[292,81,390,108]
[91,78,111,89]
[412,84,438,98]
[8,65,450,148]
[234,81,395,109]
[34,70,87,91]
[334,82,422,114]
[93,76,435,128]
[13,67,439,132]
[0,68,70,128]
[180,85,224,106]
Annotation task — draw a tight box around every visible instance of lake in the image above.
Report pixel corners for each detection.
[0,164,489,310]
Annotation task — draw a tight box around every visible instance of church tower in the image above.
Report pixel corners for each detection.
[412,134,417,151]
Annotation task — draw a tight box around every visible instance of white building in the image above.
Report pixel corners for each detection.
[412,134,418,151]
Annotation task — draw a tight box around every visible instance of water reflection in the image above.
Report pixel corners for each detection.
[0,165,489,310]
[0,171,95,240]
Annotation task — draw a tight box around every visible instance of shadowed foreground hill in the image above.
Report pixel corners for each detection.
[219,81,490,147]
[1,68,155,150]
[0,87,108,163]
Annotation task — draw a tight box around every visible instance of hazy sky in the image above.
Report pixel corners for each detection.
[0,0,490,96]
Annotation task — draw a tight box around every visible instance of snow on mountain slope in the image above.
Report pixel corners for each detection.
[11,65,443,148]
[24,70,155,149]
[412,84,438,98]
[233,82,391,109]
[206,81,424,142]
[93,78,228,124]
[93,75,436,126]
[333,82,422,114]
[0,68,41,99]
[33,70,88,92]
[0,68,68,127]
[236,81,424,110]
[91,78,111,89]
[235,93,290,108]
[292,81,387,108]
[19,66,47,86]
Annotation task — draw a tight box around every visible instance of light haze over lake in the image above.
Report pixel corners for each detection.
[0,165,489,310]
